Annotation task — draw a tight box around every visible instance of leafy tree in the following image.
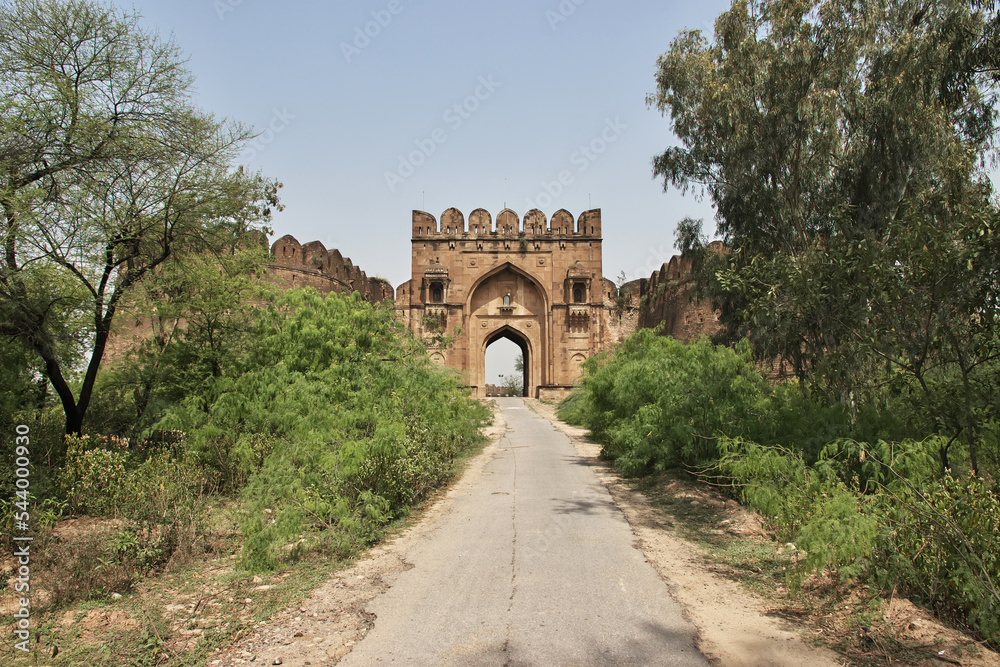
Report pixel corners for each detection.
[649,0,1000,473]
[498,372,523,397]
[85,245,277,436]
[651,0,997,259]
[0,0,280,435]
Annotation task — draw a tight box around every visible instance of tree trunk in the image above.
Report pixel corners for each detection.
[39,352,83,436]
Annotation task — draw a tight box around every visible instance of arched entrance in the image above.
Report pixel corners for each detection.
[484,326,529,397]
[466,263,548,398]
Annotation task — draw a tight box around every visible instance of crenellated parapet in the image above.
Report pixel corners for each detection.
[620,243,725,342]
[411,207,602,239]
[268,234,393,302]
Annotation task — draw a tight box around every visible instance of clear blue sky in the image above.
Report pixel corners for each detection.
[119,0,727,287]
[117,0,730,380]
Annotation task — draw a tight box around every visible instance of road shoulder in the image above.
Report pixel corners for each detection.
[209,407,510,666]
[524,398,845,667]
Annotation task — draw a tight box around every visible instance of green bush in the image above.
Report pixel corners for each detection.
[556,386,590,426]
[881,474,1000,640]
[58,435,130,516]
[119,450,213,567]
[154,288,490,571]
[574,330,773,474]
[32,447,211,607]
[717,438,879,584]
[57,431,212,565]
[717,435,1000,641]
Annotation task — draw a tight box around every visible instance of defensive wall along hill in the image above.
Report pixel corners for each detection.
[106,235,394,359]
[267,235,394,302]
[108,212,722,381]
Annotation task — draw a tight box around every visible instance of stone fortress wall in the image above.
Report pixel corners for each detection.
[267,235,394,302]
[112,216,720,371]
[619,243,724,344]
[269,216,722,358]
[266,222,721,350]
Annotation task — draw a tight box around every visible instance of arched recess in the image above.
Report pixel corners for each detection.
[466,262,549,398]
[484,326,530,397]
[464,261,550,314]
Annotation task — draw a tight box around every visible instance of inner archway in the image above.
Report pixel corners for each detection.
[484,327,529,397]
[485,337,523,396]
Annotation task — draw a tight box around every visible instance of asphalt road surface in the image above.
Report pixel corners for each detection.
[340,397,709,666]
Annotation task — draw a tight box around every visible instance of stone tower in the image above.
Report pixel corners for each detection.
[395,207,623,400]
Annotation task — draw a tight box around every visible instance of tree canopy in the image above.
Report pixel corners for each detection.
[0,0,280,434]
[651,0,999,256]
[649,0,1000,474]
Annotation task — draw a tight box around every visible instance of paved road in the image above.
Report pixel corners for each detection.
[341,398,709,666]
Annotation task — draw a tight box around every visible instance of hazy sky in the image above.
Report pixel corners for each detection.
[116,0,731,379]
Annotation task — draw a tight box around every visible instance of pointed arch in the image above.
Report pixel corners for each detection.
[483,324,531,397]
[464,261,550,313]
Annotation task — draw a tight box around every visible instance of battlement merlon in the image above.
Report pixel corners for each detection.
[268,234,394,302]
[411,208,602,239]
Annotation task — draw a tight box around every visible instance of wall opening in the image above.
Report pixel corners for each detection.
[485,330,528,397]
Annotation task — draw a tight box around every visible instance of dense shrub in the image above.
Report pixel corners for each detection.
[571,329,851,474]
[564,330,1000,642]
[35,435,213,605]
[881,474,1000,640]
[579,330,770,473]
[154,288,490,571]
[58,435,130,516]
[555,385,590,426]
[718,437,1000,640]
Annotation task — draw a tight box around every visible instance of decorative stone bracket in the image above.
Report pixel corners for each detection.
[568,305,591,329]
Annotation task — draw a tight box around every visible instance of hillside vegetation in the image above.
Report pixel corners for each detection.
[560,330,1000,644]
[3,283,489,586]
[575,0,1000,647]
